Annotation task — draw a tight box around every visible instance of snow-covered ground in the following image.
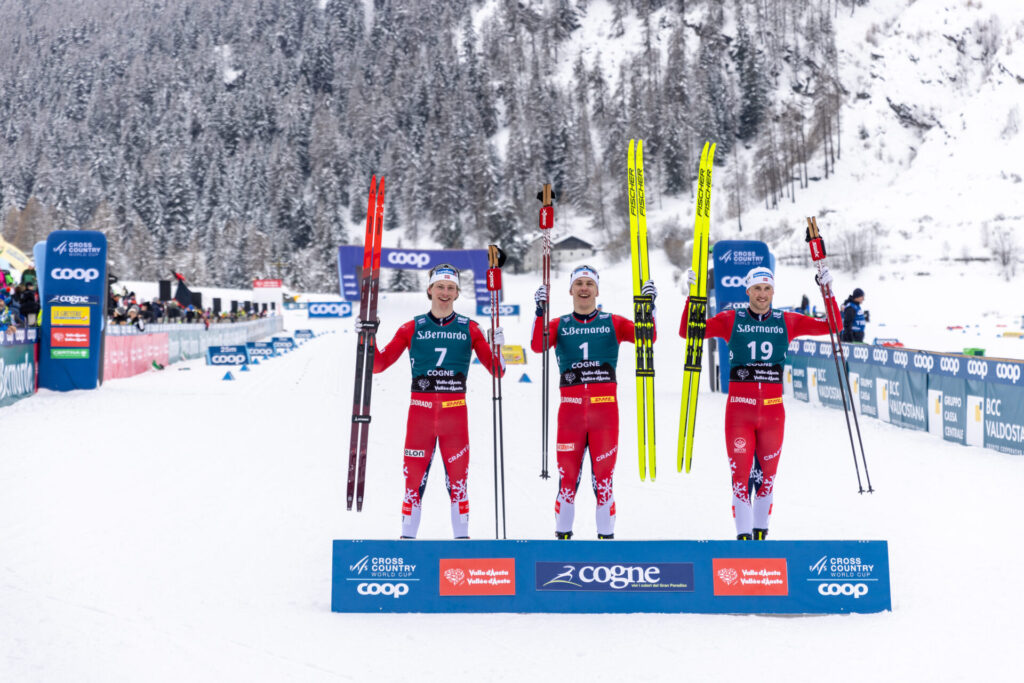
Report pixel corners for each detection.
[2,262,1022,681]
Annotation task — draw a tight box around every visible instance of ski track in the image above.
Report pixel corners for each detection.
[1,298,1021,682]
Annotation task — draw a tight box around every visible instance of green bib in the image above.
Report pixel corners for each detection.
[727,309,789,383]
[409,314,473,392]
[555,312,619,387]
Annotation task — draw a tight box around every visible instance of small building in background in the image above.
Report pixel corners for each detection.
[525,236,598,272]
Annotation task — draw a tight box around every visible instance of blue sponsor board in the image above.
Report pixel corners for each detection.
[476,303,521,317]
[331,539,890,614]
[206,345,250,365]
[294,329,315,340]
[308,302,352,318]
[246,341,277,359]
[272,336,297,352]
[535,561,694,592]
[337,246,492,306]
[38,230,107,391]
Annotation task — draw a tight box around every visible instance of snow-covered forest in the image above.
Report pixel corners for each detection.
[0,0,861,290]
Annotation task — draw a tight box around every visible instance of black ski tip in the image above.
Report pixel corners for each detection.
[537,190,544,202]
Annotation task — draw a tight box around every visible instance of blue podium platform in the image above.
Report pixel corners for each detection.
[331,539,890,614]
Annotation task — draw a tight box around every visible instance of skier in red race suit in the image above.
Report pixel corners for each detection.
[372,264,505,539]
[682,265,841,540]
[531,265,657,539]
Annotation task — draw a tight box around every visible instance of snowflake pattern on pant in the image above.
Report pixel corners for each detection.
[595,478,614,506]
[449,477,468,503]
[404,487,419,507]
[756,473,775,498]
[733,481,750,503]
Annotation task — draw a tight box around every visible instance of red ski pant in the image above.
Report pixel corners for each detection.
[555,385,619,509]
[401,393,471,516]
[724,384,786,504]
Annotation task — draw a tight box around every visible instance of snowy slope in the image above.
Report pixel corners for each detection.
[2,268,1023,682]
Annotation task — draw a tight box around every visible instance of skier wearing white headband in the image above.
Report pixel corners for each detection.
[682,264,842,540]
[531,265,657,539]
[372,262,505,539]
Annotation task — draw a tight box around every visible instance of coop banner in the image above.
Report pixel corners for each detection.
[331,540,890,615]
[308,302,352,318]
[38,231,107,391]
[206,346,250,366]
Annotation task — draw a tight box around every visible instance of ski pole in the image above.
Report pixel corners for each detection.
[806,217,873,494]
[538,186,553,480]
[487,245,508,538]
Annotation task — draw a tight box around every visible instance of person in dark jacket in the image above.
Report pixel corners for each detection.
[16,283,40,325]
[840,288,868,342]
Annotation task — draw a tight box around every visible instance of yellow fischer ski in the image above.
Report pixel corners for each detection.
[628,139,656,481]
[678,142,716,473]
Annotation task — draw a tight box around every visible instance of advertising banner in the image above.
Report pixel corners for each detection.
[103,333,169,380]
[928,374,967,445]
[272,336,297,352]
[338,246,492,306]
[0,343,36,408]
[476,303,521,317]
[206,345,250,366]
[294,329,315,341]
[332,539,891,615]
[246,341,277,359]
[38,231,107,391]
[308,302,352,318]
[982,382,1024,455]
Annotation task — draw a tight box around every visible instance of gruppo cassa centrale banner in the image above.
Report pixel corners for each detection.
[38,231,108,391]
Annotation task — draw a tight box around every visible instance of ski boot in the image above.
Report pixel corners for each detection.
[555,531,573,540]
[737,533,752,540]
[597,533,614,540]
[753,529,768,540]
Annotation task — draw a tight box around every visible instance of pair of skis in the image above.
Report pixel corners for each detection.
[346,176,385,512]
[678,142,716,473]
[627,139,656,481]
[806,217,874,493]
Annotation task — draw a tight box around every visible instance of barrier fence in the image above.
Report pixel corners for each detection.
[784,341,1024,456]
[0,318,285,406]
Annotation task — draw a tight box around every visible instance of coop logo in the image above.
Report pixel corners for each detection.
[912,354,934,371]
[309,302,352,317]
[51,240,102,258]
[995,363,1022,384]
[892,350,909,368]
[872,348,889,364]
[852,346,869,361]
[802,341,817,354]
[818,583,869,599]
[50,267,100,283]
[356,582,408,598]
[387,251,431,267]
[939,357,960,374]
[535,562,694,592]
[211,354,246,364]
[967,359,989,379]
[720,276,746,288]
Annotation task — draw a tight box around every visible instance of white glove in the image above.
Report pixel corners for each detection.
[685,269,697,287]
[815,267,833,288]
[641,280,657,301]
[534,285,548,305]
[489,326,505,346]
